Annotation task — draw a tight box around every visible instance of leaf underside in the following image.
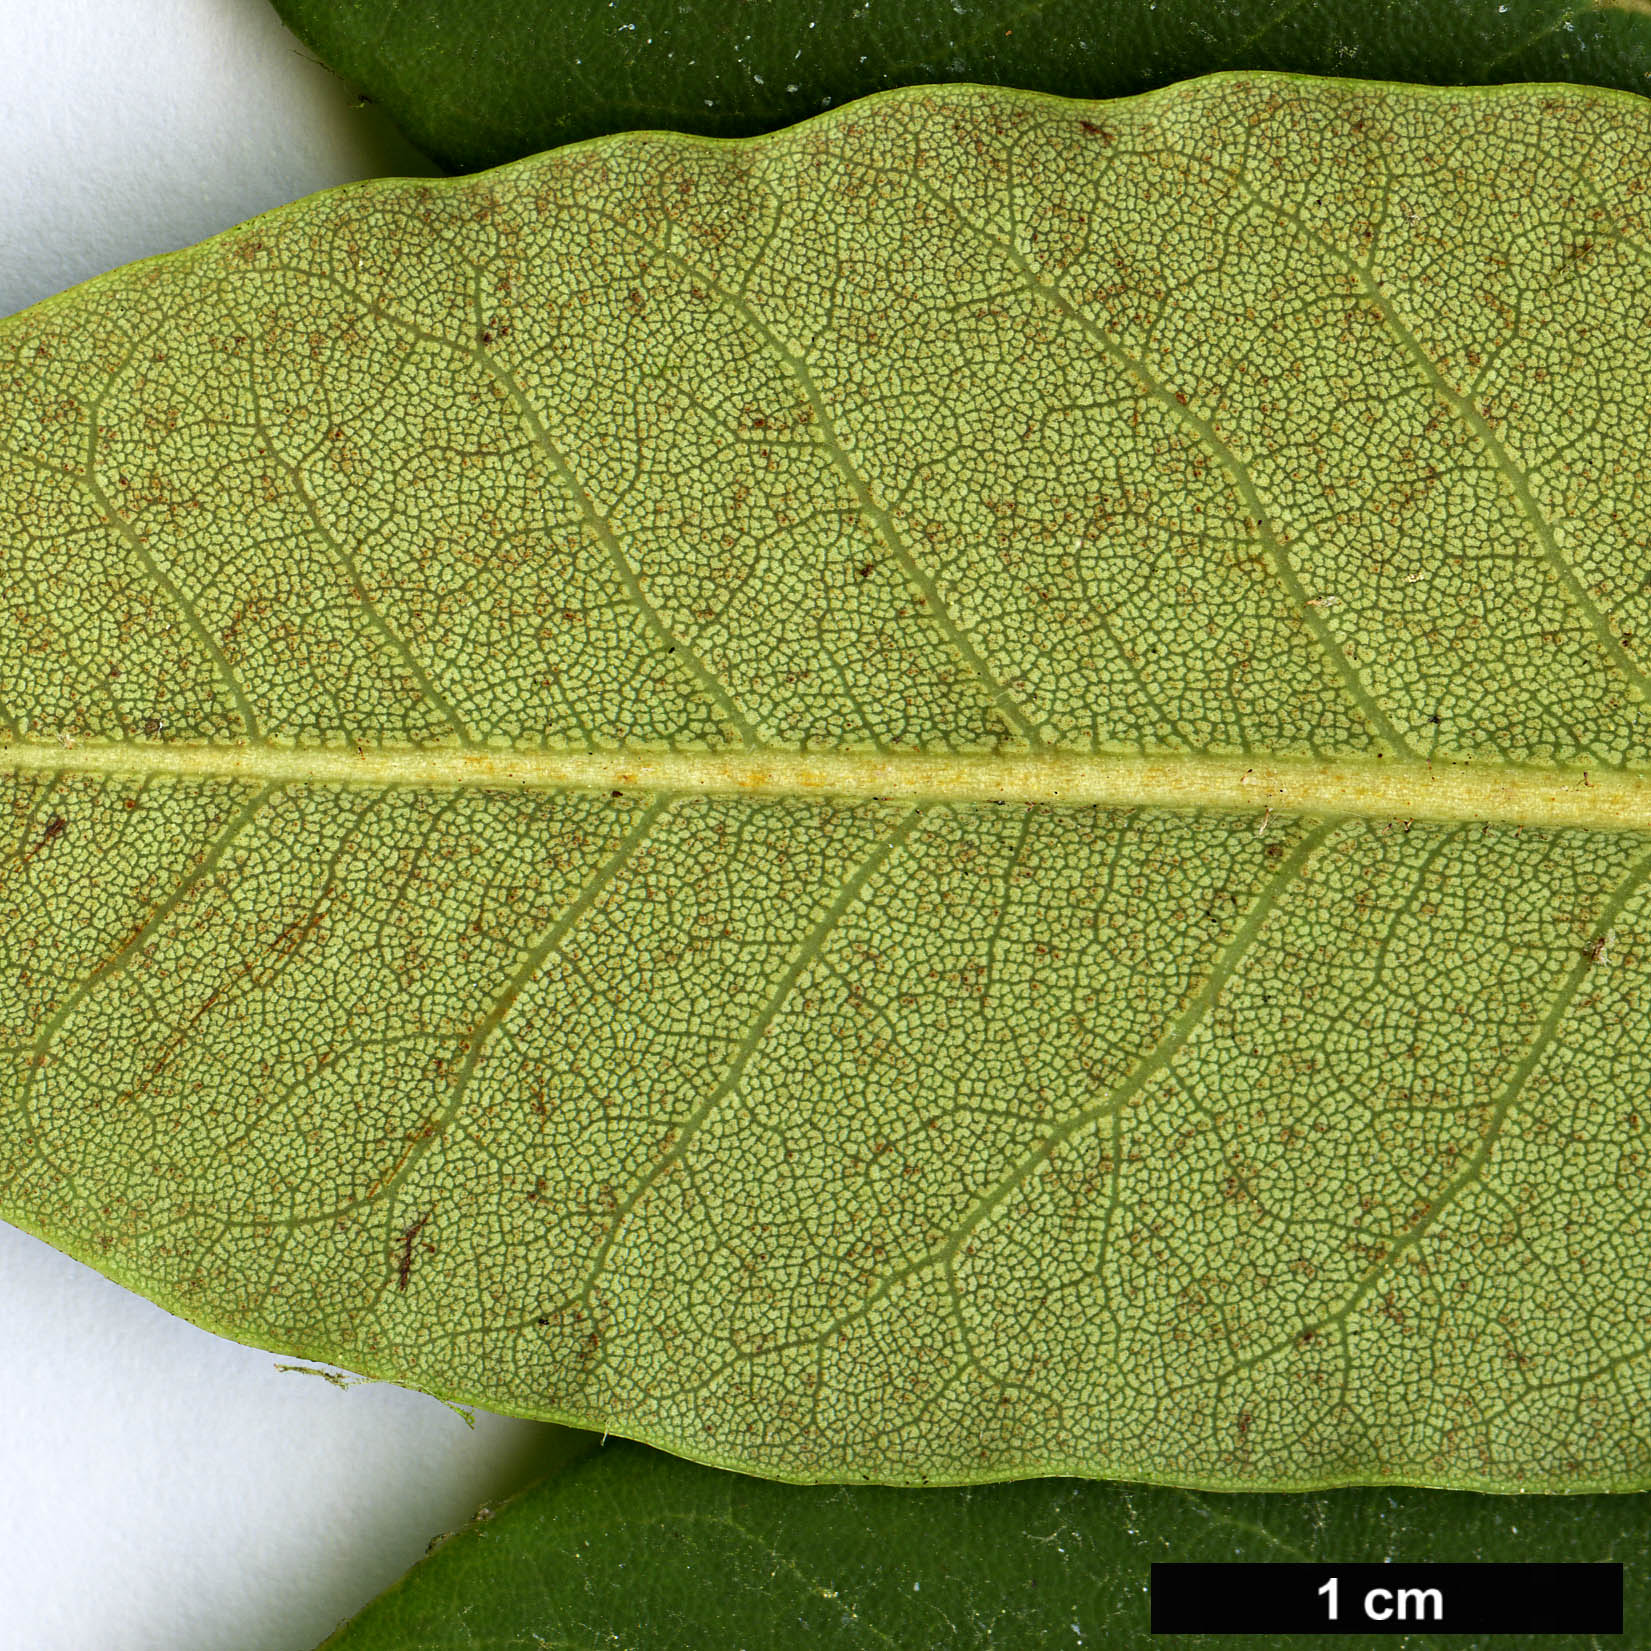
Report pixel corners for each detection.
[269,0,1651,172]
[318,1440,1651,1651]
[4,76,1651,1490]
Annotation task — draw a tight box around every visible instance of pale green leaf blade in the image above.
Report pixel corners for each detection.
[5,76,1651,1489]
[319,1441,1651,1650]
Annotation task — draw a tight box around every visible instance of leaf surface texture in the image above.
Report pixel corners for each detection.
[5,77,1651,1488]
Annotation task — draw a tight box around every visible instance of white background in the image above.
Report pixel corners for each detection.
[0,3,589,1647]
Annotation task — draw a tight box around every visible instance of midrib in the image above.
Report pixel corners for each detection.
[6,740,1651,833]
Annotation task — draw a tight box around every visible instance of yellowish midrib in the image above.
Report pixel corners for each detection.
[6,739,1651,833]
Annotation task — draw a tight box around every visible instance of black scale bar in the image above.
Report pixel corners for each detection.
[1151,1562,1623,1635]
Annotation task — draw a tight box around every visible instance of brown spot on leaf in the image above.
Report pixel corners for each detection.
[396,1214,431,1290]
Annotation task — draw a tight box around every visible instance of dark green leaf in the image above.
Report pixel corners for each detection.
[319,1439,1647,1650]
[269,0,1651,171]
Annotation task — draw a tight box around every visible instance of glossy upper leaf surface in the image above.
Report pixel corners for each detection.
[320,1440,1651,1650]
[269,0,1651,171]
[4,77,1651,1489]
